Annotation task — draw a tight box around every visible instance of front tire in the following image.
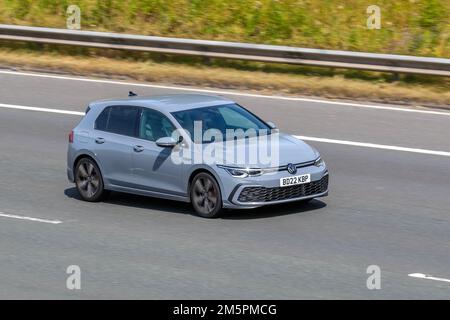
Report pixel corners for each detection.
[75,158,108,202]
[190,172,223,218]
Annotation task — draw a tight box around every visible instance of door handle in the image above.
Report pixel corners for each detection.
[95,137,105,144]
[133,145,145,153]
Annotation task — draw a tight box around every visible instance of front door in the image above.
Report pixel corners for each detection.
[131,108,185,197]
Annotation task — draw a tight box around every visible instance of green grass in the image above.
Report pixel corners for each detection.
[0,0,448,106]
[0,0,449,57]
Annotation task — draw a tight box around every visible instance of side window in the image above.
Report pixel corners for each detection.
[95,107,110,131]
[139,109,176,142]
[95,106,140,137]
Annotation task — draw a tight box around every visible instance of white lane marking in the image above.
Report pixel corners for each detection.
[0,103,84,116]
[294,135,450,157]
[0,212,62,224]
[1,69,449,116]
[0,102,449,158]
[408,273,450,284]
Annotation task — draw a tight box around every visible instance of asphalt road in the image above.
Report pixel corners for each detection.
[0,69,449,299]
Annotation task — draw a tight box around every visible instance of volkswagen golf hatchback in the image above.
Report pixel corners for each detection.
[67,94,328,218]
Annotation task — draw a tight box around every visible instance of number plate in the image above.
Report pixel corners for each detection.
[280,174,311,187]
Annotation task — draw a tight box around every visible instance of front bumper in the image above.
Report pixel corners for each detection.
[232,174,328,205]
[220,164,329,209]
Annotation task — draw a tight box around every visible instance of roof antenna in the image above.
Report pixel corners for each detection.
[129,91,137,97]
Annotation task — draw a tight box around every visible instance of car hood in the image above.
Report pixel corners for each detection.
[190,132,319,168]
[275,133,319,166]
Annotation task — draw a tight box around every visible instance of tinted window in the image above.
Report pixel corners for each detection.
[95,106,140,137]
[95,107,109,131]
[139,109,176,142]
[171,103,270,143]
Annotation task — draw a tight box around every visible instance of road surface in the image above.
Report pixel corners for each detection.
[0,69,449,299]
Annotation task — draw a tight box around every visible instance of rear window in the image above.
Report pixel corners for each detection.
[95,106,140,137]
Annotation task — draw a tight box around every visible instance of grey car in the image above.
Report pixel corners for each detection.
[67,94,328,218]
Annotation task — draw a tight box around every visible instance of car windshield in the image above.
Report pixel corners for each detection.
[171,103,271,143]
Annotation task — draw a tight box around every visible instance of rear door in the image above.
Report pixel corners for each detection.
[92,105,140,187]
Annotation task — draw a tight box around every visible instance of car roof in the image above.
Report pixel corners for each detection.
[89,94,235,113]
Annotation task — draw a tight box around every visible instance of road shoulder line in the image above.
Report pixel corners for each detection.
[1,69,449,116]
[0,212,62,224]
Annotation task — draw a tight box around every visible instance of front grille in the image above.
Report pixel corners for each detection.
[237,175,328,203]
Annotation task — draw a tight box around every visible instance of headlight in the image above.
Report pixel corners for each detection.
[218,165,263,178]
[314,157,325,167]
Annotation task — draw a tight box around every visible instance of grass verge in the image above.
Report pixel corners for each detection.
[0,0,448,57]
[0,48,448,108]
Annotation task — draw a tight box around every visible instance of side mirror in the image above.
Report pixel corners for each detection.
[156,137,178,148]
[267,121,278,130]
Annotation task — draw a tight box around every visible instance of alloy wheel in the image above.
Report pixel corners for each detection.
[76,160,101,200]
[191,173,222,217]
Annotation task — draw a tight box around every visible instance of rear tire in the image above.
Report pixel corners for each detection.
[75,158,108,202]
[190,172,223,218]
